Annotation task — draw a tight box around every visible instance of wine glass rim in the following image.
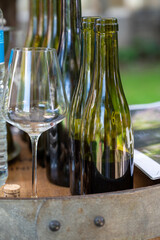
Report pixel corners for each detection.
[11,47,57,53]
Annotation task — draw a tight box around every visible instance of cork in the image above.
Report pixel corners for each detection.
[3,184,20,198]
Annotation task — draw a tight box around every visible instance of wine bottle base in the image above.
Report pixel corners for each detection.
[47,174,69,188]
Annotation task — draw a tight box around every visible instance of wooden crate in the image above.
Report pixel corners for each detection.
[0,135,160,240]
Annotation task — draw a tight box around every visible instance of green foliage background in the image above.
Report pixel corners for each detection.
[119,42,160,105]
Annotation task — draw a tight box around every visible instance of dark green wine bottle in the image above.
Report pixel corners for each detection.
[69,17,99,195]
[24,0,48,167]
[32,0,48,47]
[46,0,81,187]
[58,0,81,88]
[23,0,40,148]
[43,0,61,49]
[24,0,39,47]
[81,18,134,194]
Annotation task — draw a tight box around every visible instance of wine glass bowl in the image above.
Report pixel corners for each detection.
[2,47,68,197]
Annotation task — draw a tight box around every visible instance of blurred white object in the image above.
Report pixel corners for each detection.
[134,149,160,180]
[0,18,6,26]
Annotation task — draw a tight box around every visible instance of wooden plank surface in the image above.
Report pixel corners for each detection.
[0,134,70,198]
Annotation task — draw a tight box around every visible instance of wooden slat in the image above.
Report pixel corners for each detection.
[0,134,70,198]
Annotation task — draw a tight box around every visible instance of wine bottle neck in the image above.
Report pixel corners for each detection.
[93,28,129,118]
[51,0,59,42]
[32,0,48,47]
[95,31,120,87]
[80,17,99,80]
[43,0,59,49]
[37,0,43,37]
[58,0,81,76]
[48,0,58,32]
[82,30,91,67]
[43,0,48,36]
[103,31,119,76]
[29,0,39,36]
[31,0,39,22]
[61,0,81,34]
[38,0,48,36]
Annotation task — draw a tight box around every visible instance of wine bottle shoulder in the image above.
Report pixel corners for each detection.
[82,88,132,140]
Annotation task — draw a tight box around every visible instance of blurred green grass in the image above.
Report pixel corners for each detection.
[121,62,160,105]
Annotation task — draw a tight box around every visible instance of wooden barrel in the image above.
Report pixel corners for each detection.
[0,135,160,240]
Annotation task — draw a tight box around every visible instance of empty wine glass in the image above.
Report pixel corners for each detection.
[2,47,68,198]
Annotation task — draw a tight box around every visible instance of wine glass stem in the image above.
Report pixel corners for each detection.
[30,136,40,198]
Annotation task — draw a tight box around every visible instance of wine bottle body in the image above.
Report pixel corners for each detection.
[80,18,134,195]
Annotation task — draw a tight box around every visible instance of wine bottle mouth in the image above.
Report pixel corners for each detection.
[95,18,119,32]
[81,16,101,30]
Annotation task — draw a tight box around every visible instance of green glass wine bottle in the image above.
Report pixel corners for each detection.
[46,0,81,187]
[24,0,39,47]
[23,0,40,147]
[69,17,99,195]
[80,18,134,194]
[74,0,82,69]
[43,0,61,49]
[32,0,48,47]
[24,0,48,167]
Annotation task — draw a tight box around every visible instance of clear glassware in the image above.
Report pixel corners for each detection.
[2,47,68,198]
